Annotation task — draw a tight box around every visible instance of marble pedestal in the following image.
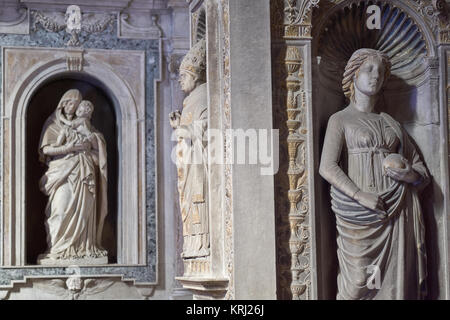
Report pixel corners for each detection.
[37,256,108,266]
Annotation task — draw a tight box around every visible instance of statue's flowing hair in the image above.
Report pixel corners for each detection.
[342,48,392,102]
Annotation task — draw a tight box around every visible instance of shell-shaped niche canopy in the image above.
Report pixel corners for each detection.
[194,8,206,43]
[314,1,428,93]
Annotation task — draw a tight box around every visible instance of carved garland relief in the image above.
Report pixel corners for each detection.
[31,5,115,47]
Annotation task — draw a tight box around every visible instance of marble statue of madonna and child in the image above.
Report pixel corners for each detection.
[37,89,109,265]
[319,49,430,300]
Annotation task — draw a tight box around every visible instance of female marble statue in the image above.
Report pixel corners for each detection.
[169,39,210,259]
[38,89,108,264]
[319,49,429,299]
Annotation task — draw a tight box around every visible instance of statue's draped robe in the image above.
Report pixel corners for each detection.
[39,112,108,260]
[320,107,429,300]
[175,82,209,258]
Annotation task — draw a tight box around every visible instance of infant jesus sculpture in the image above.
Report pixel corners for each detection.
[53,100,96,151]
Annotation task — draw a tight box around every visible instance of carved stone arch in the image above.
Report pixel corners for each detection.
[312,0,435,95]
[2,47,146,267]
[11,61,138,121]
[312,0,438,58]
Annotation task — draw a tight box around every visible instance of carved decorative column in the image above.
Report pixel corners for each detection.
[285,46,311,300]
[282,0,319,300]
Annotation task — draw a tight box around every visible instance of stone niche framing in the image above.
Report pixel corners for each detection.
[271,0,450,300]
[0,46,150,282]
[310,0,449,300]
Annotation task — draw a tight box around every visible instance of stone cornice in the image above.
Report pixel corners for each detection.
[167,0,189,8]
[19,0,170,13]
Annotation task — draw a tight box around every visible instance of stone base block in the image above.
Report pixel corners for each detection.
[37,256,108,266]
[176,276,229,300]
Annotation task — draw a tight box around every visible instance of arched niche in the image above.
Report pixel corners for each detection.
[1,47,147,267]
[311,1,441,299]
[25,75,119,265]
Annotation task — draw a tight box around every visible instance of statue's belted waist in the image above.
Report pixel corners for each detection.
[347,147,391,155]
